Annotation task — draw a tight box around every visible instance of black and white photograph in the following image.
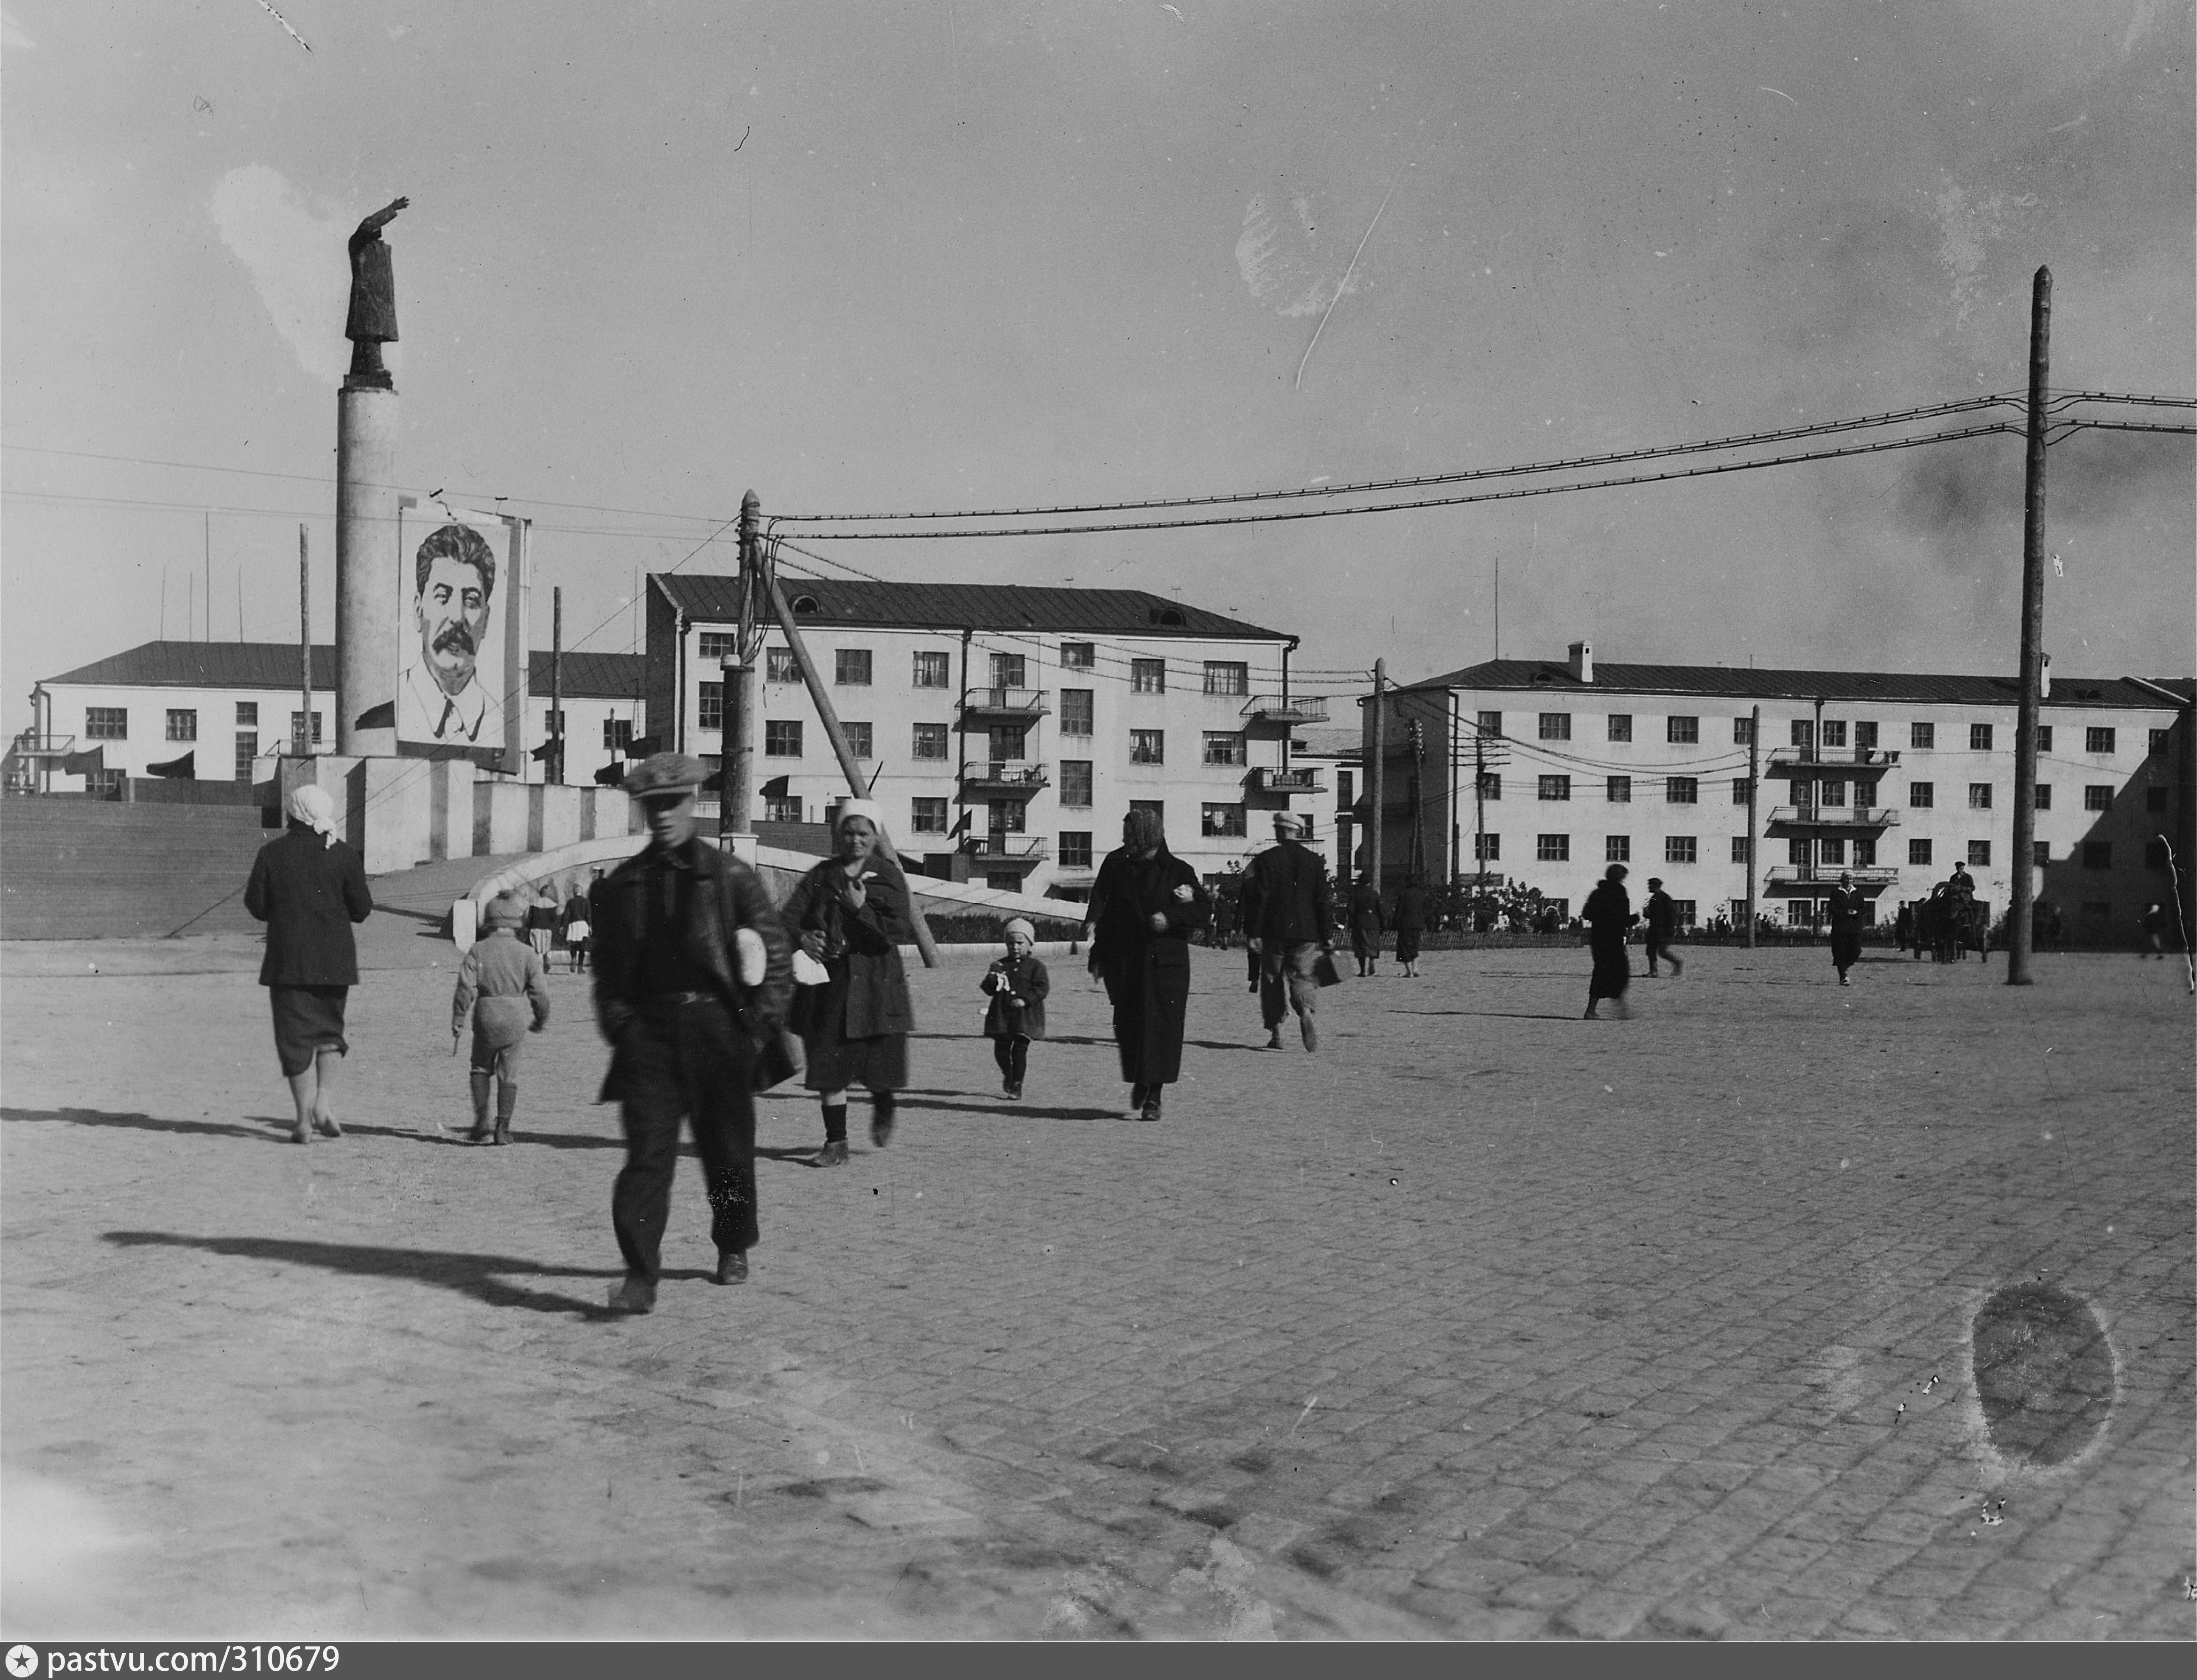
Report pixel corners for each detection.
[1,0,2191,1649]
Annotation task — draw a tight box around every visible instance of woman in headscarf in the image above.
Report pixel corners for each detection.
[781,799,916,1165]
[1581,862,1636,1020]
[244,784,374,1142]
[1393,874,1428,978]
[1084,806,1211,1122]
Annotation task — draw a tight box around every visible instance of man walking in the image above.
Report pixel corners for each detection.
[1827,871,1865,985]
[590,754,791,1314]
[1239,810,1335,1051]
[1643,876,1684,978]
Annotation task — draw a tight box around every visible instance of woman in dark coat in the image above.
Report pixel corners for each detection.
[782,799,915,1165]
[1581,863,1636,1020]
[1085,808,1211,1123]
[1393,876,1428,977]
[244,784,374,1142]
[1827,873,1865,985]
[1347,875,1386,976]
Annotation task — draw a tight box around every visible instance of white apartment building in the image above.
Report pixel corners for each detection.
[1364,644,2194,940]
[644,577,1322,899]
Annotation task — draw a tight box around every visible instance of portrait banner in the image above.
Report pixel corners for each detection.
[393,506,519,763]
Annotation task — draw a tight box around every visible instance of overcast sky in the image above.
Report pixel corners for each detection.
[4,0,2190,708]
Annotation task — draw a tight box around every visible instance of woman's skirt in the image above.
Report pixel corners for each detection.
[799,977,908,1093]
[1351,926,1383,961]
[1394,927,1423,963]
[269,984,349,1077]
[1587,935,1632,1001]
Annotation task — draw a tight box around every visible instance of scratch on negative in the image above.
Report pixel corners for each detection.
[1289,1394,1318,1436]
[1295,179,1399,391]
[256,0,313,53]
[734,126,751,151]
[1757,87,1797,105]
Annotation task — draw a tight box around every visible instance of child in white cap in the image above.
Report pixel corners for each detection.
[980,917,1050,1100]
[451,891,551,1143]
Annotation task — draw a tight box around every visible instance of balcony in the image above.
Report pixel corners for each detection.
[968,834,1049,871]
[1762,864,1901,890]
[9,732,78,758]
[1243,694,1329,725]
[961,761,1050,797]
[1764,746,1901,775]
[1246,766,1325,796]
[1765,805,1901,830]
[959,687,1050,721]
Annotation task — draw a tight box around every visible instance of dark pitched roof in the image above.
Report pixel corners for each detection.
[42,641,644,701]
[653,574,1290,641]
[1402,658,2191,711]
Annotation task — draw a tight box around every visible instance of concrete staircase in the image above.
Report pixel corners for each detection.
[0,798,278,940]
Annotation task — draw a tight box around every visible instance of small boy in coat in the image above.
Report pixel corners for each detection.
[980,917,1050,1100]
[452,892,552,1143]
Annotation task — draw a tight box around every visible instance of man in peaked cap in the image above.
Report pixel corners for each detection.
[1238,808,1335,1052]
[590,753,791,1313]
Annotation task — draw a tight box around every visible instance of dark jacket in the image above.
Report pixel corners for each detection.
[1347,882,1386,935]
[1583,879,1636,944]
[1645,889,1679,940]
[782,855,918,1040]
[1393,883,1427,934]
[981,953,1051,1039]
[1088,846,1212,965]
[589,838,793,1098]
[1239,839,1334,946]
[1088,845,1210,1086]
[244,824,373,987]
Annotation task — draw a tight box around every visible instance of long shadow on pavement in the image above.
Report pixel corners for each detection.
[1393,1009,1586,1022]
[897,1089,1128,1123]
[4,1105,288,1143]
[102,1230,618,1316]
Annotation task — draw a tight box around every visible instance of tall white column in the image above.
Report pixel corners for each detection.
[336,385,400,756]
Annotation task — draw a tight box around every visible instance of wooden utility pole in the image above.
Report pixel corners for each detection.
[2007,266,2051,986]
[1745,703,1760,948]
[1368,660,1387,892]
[297,526,313,755]
[549,586,564,784]
[720,490,760,842]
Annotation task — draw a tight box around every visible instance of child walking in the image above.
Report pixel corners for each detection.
[980,917,1050,1100]
[452,893,552,1144]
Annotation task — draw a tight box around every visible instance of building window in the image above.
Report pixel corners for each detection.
[1060,642,1095,671]
[1060,760,1094,807]
[1667,715,1699,745]
[1202,803,1247,837]
[1607,714,1632,742]
[1058,831,1094,868]
[1130,730,1164,765]
[1968,840,1992,867]
[1968,783,1993,810]
[1605,834,1631,863]
[1820,837,1845,865]
[2034,841,2051,868]
[1731,835,1750,863]
[2035,725,2052,753]
[1203,661,1248,696]
[1911,722,1935,750]
[1788,837,1811,866]
[1666,777,1698,804]
[2085,726,2115,755]
[1060,689,1094,736]
[912,723,949,761]
[234,734,257,780]
[1909,838,1933,866]
[764,720,803,757]
[1665,835,1697,865]
[1856,837,1879,867]
[833,648,872,686]
[697,631,735,661]
[697,683,723,731]
[2146,839,2171,870]
[1536,833,1569,862]
[235,702,259,728]
[977,653,1021,690]
[1131,658,1167,694]
[1731,777,1752,805]
[1909,781,1934,809]
[1538,775,1571,801]
[2147,785,2170,812]
[2082,843,2111,871]
[1970,723,1993,751]
[2034,784,2052,810]
[85,707,127,740]
[1791,720,1814,749]
[910,798,948,835]
[1537,713,1571,742]
[988,799,1028,837]
[1477,710,1503,739]
[603,717,634,751]
[165,709,197,742]
[1474,834,1500,862]
[1476,771,1502,802]
[1606,776,1631,803]
[912,651,951,689]
[764,796,802,824]
[2083,784,2112,812]
[1787,901,1817,928]
[1202,731,1246,767]
[2149,727,2170,757]
[842,722,873,759]
[1855,721,1878,750]
[766,647,799,683]
[289,711,323,748]
[1733,715,1756,745]
[1819,780,1846,807]
[1821,720,1847,748]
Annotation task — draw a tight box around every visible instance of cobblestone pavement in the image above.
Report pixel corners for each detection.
[3,920,2191,1641]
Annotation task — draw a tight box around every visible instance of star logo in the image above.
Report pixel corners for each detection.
[7,1646,38,1678]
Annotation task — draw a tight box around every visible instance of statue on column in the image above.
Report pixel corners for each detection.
[344,196,409,390]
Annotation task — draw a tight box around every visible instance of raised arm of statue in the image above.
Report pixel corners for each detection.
[352,196,409,244]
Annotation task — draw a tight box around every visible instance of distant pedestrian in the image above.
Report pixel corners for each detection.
[784,800,918,1165]
[2142,902,2170,958]
[1643,877,1684,978]
[1393,875,1428,978]
[244,783,374,1144]
[1581,864,1636,1019]
[1085,806,1211,1121]
[1828,872,1865,984]
[526,889,557,966]
[561,881,593,973]
[1894,900,1914,955]
[1348,873,1386,976]
[1240,810,1335,1051]
[980,917,1050,1099]
[1211,891,1237,951]
[451,893,551,1143]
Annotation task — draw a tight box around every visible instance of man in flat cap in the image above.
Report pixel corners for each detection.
[590,753,791,1313]
[1238,808,1335,1051]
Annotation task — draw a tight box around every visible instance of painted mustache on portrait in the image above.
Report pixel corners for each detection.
[432,623,477,657]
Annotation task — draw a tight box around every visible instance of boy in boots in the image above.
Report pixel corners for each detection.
[452,892,551,1143]
[980,917,1050,1100]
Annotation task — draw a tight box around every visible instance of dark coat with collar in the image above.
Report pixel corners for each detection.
[1088,846,1210,1085]
[244,824,373,987]
[588,838,793,1101]
[1239,838,1334,946]
[781,855,918,1040]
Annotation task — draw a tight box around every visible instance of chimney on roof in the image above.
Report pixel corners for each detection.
[2039,653,2051,700]
[1568,640,1593,683]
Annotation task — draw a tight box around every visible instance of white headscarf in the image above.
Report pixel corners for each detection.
[284,783,339,848]
[834,798,886,833]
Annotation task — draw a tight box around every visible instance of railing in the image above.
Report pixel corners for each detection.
[1766,805,1901,829]
[960,761,1050,792]
[8,732,78,758]
[1248,766,1324,794]
[1763,864,1901,886]
[959,688,1050,716]
[971,835,1050,862]
[1765,746,1902,771]
[1243,694,1330,724]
